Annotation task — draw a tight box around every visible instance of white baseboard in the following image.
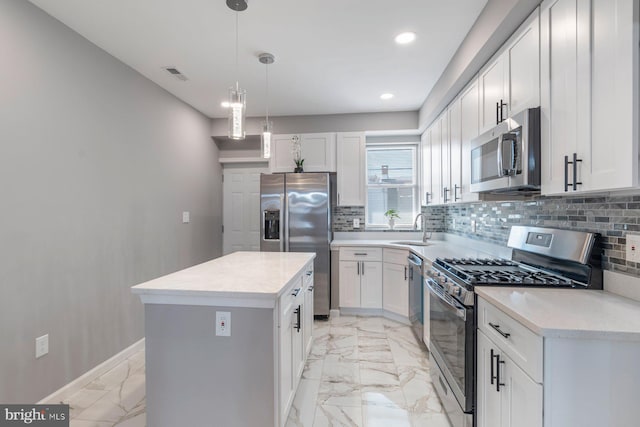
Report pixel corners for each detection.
[38,338,145,404]
[338,307,411,325]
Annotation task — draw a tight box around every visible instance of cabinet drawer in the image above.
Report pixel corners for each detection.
[383,248,409,265]
[478,297,543,383]
[303,263,314,287]
[339,247,382,261]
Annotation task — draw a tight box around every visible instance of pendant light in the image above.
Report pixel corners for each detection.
[258,53,275,159]
[227,0,248,140]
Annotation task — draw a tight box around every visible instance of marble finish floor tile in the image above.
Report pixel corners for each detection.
[62,317,451,427]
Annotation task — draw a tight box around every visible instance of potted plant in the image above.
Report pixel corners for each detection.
[291,136,304,173]
[384,209,400,229]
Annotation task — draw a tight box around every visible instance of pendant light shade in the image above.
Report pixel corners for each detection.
[228,84,246,140]
[259,52,275,158]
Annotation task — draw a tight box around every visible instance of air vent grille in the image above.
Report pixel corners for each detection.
[163,66,188,81]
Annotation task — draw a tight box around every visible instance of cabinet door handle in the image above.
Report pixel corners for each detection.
[443,187,449,203]
[294,305,301,333]
[291,288,301,297]
[500,99,508,123]
[495,353,505,392]
[337,193,340,205]
[489,322,511,338]
[357,262,360,276]
[564,155,569,192]
[490,348,496,385]
[404,266,408,280]
[454,184,461,201]
[496,101,500,125]
[572,152,582,191]
[354,253,368,256]
[361,261,364,276]
[425,192,431,205]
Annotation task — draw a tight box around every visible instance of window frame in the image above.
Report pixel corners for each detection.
[364,142,421,229]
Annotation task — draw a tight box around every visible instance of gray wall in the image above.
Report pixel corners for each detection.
[211,111,419,137]
[0,0,222,403]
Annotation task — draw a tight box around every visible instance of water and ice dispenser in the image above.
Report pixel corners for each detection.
[263,210,280,240]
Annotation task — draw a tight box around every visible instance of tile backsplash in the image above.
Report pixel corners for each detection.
[423,193,640,277]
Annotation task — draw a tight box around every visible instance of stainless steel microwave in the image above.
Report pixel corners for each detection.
[470,107,541,194]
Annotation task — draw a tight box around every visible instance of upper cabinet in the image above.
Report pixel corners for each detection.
[270,133,336,173]
[421,129,432,205]
[460,78,481,203]
[540,0,639,195]
[480,9,541,134]
[429,115,443,205]
[336,132,366,206]
[448,97,462,203]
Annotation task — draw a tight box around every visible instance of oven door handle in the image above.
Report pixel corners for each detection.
[427,280,466,320]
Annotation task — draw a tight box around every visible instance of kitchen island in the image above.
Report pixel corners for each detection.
[131,251,316,427]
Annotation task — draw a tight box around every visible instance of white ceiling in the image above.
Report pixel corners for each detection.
[29,0,487,119]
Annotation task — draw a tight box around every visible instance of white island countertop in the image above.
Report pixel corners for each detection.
[476,287,640,341]
[131,251,315,309]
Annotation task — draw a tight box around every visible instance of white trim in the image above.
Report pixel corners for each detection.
[219,157,269,164]
[338,308,411,326]
[37,338,145,404]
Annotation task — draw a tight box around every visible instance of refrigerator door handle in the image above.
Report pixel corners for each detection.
[279,194,285,252]
[284,193,289,252]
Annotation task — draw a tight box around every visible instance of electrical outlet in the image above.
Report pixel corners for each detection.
[182,211,190,224]
[216,311,231,337]
[35,334,49,359]
[353,218,360,228]
[471,220,477,233]
[626,234,640,262]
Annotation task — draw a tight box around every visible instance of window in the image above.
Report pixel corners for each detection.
[366,144,419,228]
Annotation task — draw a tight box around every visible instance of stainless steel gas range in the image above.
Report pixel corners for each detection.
[427,226,602,427]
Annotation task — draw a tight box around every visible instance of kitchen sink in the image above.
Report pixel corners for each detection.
[390,240,430,247]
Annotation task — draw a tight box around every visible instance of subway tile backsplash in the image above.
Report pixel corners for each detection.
[423,193,640,278]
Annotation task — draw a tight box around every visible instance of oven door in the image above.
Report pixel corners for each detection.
[427,279,474,413]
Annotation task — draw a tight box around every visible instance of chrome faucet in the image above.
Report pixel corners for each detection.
[413,213,430,243]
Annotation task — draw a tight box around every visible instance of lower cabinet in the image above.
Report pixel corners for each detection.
[477,330,542,427]
[382,249,409,317]
[278,261,314,426]
[338,247,383,309]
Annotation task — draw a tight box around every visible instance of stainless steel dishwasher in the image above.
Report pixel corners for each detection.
[408,253,424,342]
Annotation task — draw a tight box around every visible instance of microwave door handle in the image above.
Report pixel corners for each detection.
[497,134,505,177]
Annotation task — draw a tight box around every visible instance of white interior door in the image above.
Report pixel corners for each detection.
[222,165,269,255]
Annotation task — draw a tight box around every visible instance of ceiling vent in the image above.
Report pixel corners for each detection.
[163,66,188,81]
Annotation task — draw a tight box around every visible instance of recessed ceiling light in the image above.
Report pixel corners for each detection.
[221,101,230,108]
[380,93,394,100]
[395,32,416,45]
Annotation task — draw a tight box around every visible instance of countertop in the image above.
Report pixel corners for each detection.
[131,251,315,308]
[330,239,502,263]
[476,287,640,341]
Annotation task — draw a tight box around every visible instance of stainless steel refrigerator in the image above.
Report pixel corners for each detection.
[260,173,335,317]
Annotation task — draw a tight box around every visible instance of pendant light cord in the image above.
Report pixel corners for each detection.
[235,10,239,90]
[265,62,269,122]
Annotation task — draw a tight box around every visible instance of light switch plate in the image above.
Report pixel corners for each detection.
[182,211,190,224]
[626,234,640,262]
[353,218,360,228]
[36,334,49,359]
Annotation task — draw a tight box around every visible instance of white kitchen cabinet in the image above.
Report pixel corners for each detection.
[480,8,540,135]
[448,98,462,203]
[440,112,450,203]
[292,286,305,381]
[336,132,366,206]
[338,247,383,309]
[422,281,430,350]
[477,330,542,427]
[338,261,360,308]
[360,261,383,309]
[382,249,409,318]
[479,55,507,135]
[541,0,639,195]
[421,129,432,205]
[429,118,442,205]
[270,133,336,173]
[460,77,481,202]
[303,268,314,356]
